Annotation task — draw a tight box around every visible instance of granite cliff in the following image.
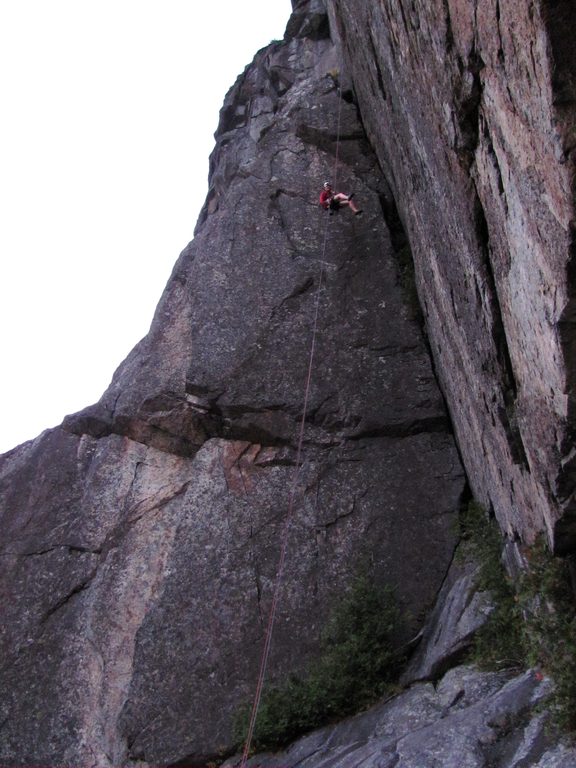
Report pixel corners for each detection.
[328,0,576,552]
[1,1,575,766]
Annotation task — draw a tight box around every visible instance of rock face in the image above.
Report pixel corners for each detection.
[229,665,576,768]
[328,0,576,551]
[0,3,465,766]
[2,0,575,764]
[401,557,493,685]
[228,546,576,768]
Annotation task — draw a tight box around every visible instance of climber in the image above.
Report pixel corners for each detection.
[319,181,362,215]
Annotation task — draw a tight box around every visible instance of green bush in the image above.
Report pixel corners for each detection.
[460,501,576,733]
[234,573,404,752]
[459,501,525,670]
[517,541,576,733]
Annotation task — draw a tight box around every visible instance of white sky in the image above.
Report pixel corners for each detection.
[0,0,293,454]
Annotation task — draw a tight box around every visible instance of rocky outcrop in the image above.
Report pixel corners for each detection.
[228,665,576,768]
[0,3,465,765]
[328,0,576,551]
[227,546,576,768]
[401,557,493,685]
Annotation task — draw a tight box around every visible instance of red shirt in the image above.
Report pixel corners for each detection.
[319,189,333,208]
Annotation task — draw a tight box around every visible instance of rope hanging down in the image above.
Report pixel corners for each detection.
[239,82,344,767]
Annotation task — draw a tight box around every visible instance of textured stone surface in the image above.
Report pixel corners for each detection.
[328,0,576,551]
[0,429,194,766]
[402,557,493,685]
[0,3,464,765]
[227,666,576,768]
[3,0,574,763]
[117,434,461,763]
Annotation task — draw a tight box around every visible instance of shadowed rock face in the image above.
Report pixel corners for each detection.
[0,3,464,766]
[328,0,576,552]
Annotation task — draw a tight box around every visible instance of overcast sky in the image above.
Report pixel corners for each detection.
[0,1,293,454]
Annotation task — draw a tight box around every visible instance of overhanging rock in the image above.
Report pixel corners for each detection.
[328,0,576,551]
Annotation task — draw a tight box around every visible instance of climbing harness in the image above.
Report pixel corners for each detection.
[239,82,344,768]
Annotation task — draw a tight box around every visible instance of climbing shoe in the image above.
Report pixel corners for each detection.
[354,209,363,216]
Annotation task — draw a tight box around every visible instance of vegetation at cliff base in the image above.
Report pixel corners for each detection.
[459,501,525,670]
[517,540,576,733]
[234,573,405,752]
[461,501,576,734]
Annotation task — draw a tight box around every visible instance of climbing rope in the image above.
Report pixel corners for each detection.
[239,81,344,767]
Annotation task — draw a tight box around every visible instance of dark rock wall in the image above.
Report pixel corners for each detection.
[329,0,576,551]
[0,4,465,765]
